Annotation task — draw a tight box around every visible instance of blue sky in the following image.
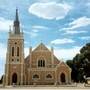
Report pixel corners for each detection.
[0,0,90,77]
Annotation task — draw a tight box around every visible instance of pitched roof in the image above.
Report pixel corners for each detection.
[57,61,71,71]
[33,43,50,52]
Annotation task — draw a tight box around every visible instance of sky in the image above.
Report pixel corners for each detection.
[0,0,90,77]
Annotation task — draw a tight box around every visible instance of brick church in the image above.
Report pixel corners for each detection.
[4,9,71,85]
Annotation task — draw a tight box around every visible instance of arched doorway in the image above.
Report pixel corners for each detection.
[60,73,66,83]
[12,73,17,84]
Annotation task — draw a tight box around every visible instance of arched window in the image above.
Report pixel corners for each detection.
[40,60,43,67]
[33,74,39,79]
[38,60,45,67]
[38,60,41,67]
[43,60,45,67]
[46,74,52,79]
[17,47,19,56]
[12,47,14,56]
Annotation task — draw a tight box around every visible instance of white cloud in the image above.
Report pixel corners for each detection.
[32,25,48,30]
[0,43,6,61]
[31,25,49,33]
[80,36,90,40]
[0,17,13,32]
[32,29,39,33]
[30,31,38,37]
[69,16,90,29]
[63,30,87,35]
[0,43,6,77]
[54,46,81,60]
[29,2,72,20]
[24,41,30,46]
[24,30,38,38]
[86,2,90,7]
[62,16,90,30]
[37,0,60,3]
[51,38,75,45]
[24,25,48,38]
[25,47,29,57]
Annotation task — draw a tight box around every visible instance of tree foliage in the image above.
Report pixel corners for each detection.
[0,75,3,84]
[66,43,90,82]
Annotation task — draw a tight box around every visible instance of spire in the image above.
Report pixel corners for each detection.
[13,8,20,34]
[16,8,19,21]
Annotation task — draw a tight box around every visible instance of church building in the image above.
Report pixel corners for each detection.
[4,9,71,85]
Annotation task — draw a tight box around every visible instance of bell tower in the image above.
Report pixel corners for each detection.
[5,9,24,85]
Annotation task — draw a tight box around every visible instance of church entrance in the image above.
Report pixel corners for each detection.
[12,73,17,85]
[60,73,66,84]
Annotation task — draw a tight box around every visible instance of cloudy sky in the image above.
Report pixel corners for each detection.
[0,0,90,77]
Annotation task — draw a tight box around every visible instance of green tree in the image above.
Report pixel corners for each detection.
[0,75,3,84]
[66,43,90,82]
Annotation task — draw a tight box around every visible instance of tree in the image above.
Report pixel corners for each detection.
[0,75,3,84]
[66,42,90,82]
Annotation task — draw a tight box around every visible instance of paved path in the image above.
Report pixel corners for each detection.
[0,83,90,90]
[0,87,90,90]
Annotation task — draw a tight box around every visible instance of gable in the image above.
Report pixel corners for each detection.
[57,61,71,71]
[24,43,60,66]
[33,43,50,52]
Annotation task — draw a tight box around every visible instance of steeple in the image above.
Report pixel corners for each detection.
[13,9,20,34]
[16,9,19,21]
